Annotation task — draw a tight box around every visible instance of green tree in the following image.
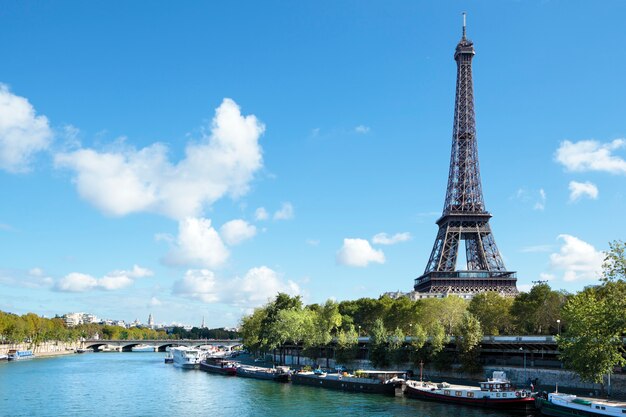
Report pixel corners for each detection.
[368,318,390,368]
[558,288,626,384]
[558,241,626,385]
[334,325,359,365]
[389,327,406,368]
[456,312,483,373]
[511,283,567,334]
[468,292,514,335]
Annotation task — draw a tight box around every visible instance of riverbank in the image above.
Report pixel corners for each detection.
[1,341,81,358]
[274,353,626,398]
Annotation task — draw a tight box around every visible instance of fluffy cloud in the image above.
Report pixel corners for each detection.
[555,139,626,174]
[163,217,229,268]
[372,232,411,245]
[336,238,385,267]
[0,84,53,173]
[55,98,265,219]
[55,265,153,292]
[220,219,256,246]
[549,235,604,282]
[254,207,269,221]
[273,202,294,220]
[229,266,300,306]
[172,266,300,307]
[172,269,219,303]
[568,181,599,202]
[355,125,370,134]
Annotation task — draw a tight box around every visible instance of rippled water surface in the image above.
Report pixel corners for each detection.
[0,353,529,416]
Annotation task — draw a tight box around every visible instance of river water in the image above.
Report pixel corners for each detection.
[0,352,530,416]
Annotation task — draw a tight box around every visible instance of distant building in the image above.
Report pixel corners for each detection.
[63,312,101,327]
[148,313,154,328]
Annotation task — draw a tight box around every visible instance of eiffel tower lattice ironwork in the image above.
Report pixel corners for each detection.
[414,14,518,295]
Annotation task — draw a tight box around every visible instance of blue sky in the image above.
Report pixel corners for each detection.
[1,1,625,327]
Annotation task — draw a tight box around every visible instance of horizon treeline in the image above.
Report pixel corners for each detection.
[0,312,239,345]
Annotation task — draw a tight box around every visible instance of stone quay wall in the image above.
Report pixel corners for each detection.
[279,354,626,397]
[1,341,81,358]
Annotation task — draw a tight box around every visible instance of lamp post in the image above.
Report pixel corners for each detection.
[556,319,561,336]
[519,347,527,380]
[358,325,361,337]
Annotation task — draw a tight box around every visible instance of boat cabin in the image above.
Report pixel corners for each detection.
[479,371,513,392]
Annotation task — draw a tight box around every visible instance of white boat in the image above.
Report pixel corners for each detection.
[405,371,535,411]
[536,392,626,416]
[172,347,204,369]
[0,354,8,360]
[7,349,35,361]
[131,344,155,352]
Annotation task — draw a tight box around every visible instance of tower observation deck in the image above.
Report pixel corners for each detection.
[414,14,518,296]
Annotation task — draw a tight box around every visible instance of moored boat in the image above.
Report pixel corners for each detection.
[164,351,174,364]
[200,356,237,375]
[405,371,535,411]
[291,369,404,395]
[7,349,35,361]
[0,354,8,361]
[536,392,626,416]
[236,365,290,382]
[172,347,204,369]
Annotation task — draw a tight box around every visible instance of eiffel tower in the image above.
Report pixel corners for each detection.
[414,14,518,296]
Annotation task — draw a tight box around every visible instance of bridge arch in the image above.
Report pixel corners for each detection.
[156,343,177,352]
[85,343,111,351]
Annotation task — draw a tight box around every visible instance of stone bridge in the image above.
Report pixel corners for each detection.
[82,339,242,352]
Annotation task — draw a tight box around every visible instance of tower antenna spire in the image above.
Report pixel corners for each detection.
[462,12,467,40]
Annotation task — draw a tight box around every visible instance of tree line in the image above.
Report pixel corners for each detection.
[0,312,239,345]
[240,240,626,383]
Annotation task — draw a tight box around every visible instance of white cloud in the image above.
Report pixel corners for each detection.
[220,219,256,246]
[539,272,555,281]
[372,232,411,245]
[0,84,53,173]
[568,180,599,202]
[306,239,320,246]
[273,202,294,220]
[513,187,547,210]
[549,234,603,282]
[355,125,370,134]
[229,266,300,306]
[555,139,626,174]
[55,265,153,292]
[0,267,53,289]
[149,297,162,307]
[534,188,546,210]
[163,217,229,268]
[336,238,385,267]
[254,207,269,221]
[55,98,265,219]
[172,269,219,303]
[172,266,300,307]
[520,244,553,253]
[56,272,98,292]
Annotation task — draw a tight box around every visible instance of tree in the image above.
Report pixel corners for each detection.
[468,292,514,335]
[334,325,359,365]
[602,240,626,283]
[558,288,626,384]
[558,241,626,385]
[455,312,483,373]
[407,323,427,367]
[368,318,390,369]
[389,327,406,368]
[511,283,567,334]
